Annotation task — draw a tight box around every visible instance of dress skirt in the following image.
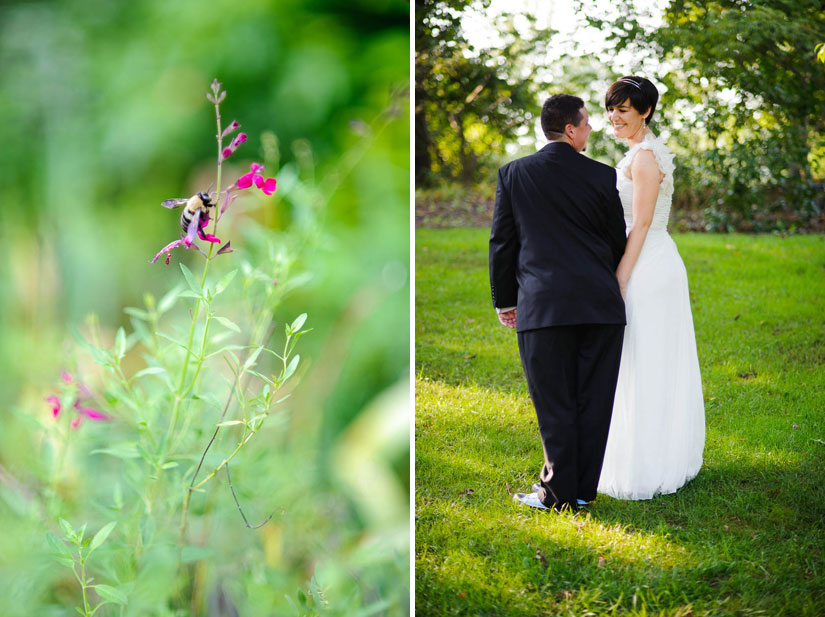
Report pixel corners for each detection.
[597,230,705,500]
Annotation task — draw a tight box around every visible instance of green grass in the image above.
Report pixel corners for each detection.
[415,229,825,616]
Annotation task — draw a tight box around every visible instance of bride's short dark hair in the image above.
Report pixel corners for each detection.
[541,94,585,139]
[605,76,659,125]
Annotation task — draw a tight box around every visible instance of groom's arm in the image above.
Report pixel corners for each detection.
[489,165,520,311]
[605,169,627,268]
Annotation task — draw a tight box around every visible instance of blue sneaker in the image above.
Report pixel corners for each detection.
[530,484,590,508]
[513,492,550,510]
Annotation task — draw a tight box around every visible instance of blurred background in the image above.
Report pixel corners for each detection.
[415,0,825,232]
[0,0,410,614]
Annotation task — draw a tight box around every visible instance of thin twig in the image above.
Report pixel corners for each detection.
[225,462,277,529]
[187,321,276,492]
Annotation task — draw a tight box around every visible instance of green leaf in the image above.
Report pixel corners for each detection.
[216,420,244,427]
[91,443,140,459]
[94,584,128,605]
[88,522,116,554]
[283,355,300,381]
[46,532,72,558]
[58,518,75,540]
[69,325,95,353]
[215,269,238,295]
[193,391,223,411]
[261,347,285,361]
[114,327,126,360]
[155,331,193,352]
[213,316,241,333]
[288,313,308,334]
[57,556,76,569]
[123,307,149,321]
[181,545,212,563]
[205,344,250,360]
[140,517,155,546]
[157,284,183,314]
[133,366,167,379]
[243,346,264,373]
[247,370,276,388]
[177,290,202,299]
[179,263,203,297]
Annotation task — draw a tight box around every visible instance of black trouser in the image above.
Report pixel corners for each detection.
[518,324,624,509]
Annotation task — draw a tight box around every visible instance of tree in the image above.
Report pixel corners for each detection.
[580,0,825,230]
[415,0,549,185]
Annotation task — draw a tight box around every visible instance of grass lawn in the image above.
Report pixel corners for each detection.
[415,228,825,616]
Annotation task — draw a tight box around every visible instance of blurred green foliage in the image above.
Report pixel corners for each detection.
[416,0,825,231]
[0,0,410,614]
[415,0,550,185]
[581,0,825,231]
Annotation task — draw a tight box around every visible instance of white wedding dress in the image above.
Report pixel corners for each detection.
[597,133,705,500]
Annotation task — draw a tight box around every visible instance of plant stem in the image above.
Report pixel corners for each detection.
[162,99,225,464]
[79,559,91,616]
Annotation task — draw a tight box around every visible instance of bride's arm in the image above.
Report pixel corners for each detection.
[615,149,662,298]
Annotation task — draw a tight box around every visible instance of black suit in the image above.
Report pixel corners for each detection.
[489,141,627,509]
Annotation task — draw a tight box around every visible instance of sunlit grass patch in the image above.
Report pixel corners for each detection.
[416,229,825,616]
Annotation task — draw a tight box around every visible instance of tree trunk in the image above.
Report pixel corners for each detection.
[415,104,433,187]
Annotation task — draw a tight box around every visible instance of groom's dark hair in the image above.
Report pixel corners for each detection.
[541,94,585,140]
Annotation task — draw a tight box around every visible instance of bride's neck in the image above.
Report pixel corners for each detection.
[626,125,649,147]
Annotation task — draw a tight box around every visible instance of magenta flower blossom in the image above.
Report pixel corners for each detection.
[221,132,247,160]
[46,395,61,418]
[221,120,240,138]
[46,372,110,429]
[152,83,277,265]
[150,236,208,265]
[74,402,109,421]
[236,163,277,195]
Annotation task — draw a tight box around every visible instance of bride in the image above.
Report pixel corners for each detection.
[596,76,705,500]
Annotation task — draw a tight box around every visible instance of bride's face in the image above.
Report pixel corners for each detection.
[607,98,649,139]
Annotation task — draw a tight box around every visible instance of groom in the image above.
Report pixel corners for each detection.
[489,94,627,511]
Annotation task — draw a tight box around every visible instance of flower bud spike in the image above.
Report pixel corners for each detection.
[222,121,240,138]
[220,132,247,161]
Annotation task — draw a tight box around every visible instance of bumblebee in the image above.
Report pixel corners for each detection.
[162,191,216,236]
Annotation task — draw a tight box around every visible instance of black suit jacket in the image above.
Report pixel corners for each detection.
[489,142,627,331]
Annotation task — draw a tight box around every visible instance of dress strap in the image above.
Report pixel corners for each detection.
[630,135,675,179]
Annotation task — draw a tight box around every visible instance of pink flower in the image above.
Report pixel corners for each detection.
[46,395,61,418]
[236,163,277,196]
[46,372,110,428]
[221,121,240,139]
[74,402,109,422]
[221,132,247,160]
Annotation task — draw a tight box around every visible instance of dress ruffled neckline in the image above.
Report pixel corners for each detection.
[617,132,675,179]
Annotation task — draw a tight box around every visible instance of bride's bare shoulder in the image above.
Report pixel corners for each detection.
[629,148,665,183]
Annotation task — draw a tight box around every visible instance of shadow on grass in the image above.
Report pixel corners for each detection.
[416,412,825,615]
